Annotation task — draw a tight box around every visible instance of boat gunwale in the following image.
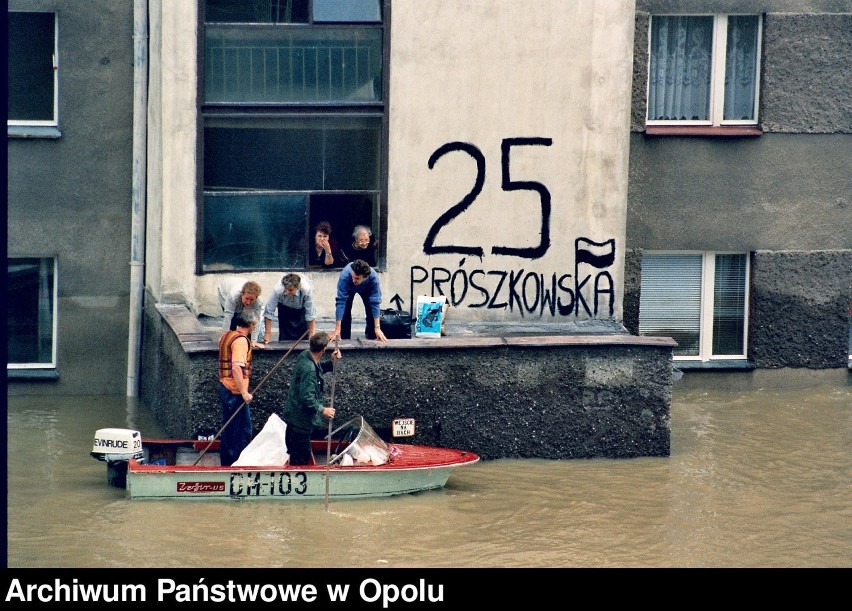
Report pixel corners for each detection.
[131,438,480,473]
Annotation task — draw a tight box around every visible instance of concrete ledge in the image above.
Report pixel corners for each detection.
[677,360,755,371]
[7,369,60,381]
[145,301,675,459]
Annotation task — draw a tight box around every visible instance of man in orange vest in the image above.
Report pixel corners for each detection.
[217,312,258,466]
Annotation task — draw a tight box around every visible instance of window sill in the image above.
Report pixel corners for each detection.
[644,126,762,137]
[8,125,62,139]
[675,360,754,371]
[8,369,60,381]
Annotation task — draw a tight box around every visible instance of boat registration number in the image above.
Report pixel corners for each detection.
[392,418,416,438]
[227,471,309,497]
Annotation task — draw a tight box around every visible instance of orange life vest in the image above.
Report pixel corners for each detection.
[218,330,252,386]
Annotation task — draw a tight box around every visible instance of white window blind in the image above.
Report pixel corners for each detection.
[639,252,748,361]
[639,254,703,356]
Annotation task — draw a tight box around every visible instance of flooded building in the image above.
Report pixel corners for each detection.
[8,1,851,458]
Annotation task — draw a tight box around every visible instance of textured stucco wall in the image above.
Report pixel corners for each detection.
[760,13,852,134]
[623,249,852,369]
[142,306,674,459]
[749,250,852,368]
[622,248,643,335]
[7,0,134,395]
[631,7,852,134]
[626,133,851,251]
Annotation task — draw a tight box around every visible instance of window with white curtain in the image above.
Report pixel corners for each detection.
[7,258,58,369]
[647,15,761,126]
[639,252,749,361]
[8,12,58,126]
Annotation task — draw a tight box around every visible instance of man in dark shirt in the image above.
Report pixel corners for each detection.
[282,331,341,466]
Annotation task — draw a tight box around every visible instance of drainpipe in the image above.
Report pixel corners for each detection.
[127,0,148,397]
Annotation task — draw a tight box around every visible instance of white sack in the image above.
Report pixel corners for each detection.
[233,413,289,466]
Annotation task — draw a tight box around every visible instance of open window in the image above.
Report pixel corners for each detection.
[200,0,386,272]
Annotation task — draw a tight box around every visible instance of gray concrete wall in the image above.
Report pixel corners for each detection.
[631,7,852,135]
[749,250,852,368]
[624,5,851,373]
[142,306,675,459]
[7,0,134,395]
[626,133,851,251]
[628,9,850,250]
[623,249,851,369]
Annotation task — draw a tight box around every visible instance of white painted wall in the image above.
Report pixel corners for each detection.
[385,0,634,322]
[147,0,199,306]
[153,0,635,325]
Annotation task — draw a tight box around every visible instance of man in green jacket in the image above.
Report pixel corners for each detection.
[282,331,341,465]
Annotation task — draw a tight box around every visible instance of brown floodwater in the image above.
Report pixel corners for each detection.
[6,378,850,568]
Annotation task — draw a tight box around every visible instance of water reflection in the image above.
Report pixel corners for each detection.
[6,384,850,568]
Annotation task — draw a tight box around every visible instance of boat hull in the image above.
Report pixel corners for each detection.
[125,439,479,500]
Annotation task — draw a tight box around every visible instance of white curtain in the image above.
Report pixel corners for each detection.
[723,16,759,121]
[648,16,713,121]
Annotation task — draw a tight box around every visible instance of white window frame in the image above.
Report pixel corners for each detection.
[7,257,59,370]
[7,11,60,128]
[646,14,762,128]
[640,251,750,363]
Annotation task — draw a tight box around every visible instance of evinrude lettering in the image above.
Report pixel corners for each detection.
[94,439,129,449]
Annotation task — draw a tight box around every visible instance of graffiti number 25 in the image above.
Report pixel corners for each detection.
[423,137,553,259]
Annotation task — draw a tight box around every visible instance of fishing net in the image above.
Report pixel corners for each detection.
[327,415,389,466]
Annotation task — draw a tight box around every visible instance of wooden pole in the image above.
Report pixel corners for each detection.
[324,336,340,512]
[193,330,308,466]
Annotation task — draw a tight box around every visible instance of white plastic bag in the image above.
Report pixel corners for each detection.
[233,413,289,466]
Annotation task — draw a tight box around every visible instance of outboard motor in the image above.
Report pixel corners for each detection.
[91,428,143,488]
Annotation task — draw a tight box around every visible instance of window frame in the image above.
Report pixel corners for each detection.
[7,257,59,371]
[7,11,60,129]
[197,0,389,274]
[639,251,750,363]
[645,14,763,131]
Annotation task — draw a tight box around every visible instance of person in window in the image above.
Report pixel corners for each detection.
[282,331,341,466]
[261,273,317,343]
[309,221,347,269]
[217,277,265,346]
[342,224,378,268]
[217,312,258,467]
[332,259,387,342]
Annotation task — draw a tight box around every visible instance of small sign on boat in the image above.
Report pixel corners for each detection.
[392,418,415,438]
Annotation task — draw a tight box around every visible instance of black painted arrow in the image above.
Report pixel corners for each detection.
[390,293,404,310]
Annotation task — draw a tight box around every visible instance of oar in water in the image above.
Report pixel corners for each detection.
[325,336,340,512]
[193,329,309,466]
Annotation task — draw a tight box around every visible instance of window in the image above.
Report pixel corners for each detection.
[7,258,58,369]
[639,252,749,361]
[201,0,385,272]
[8,11,58,126]
[647,15,761,127]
